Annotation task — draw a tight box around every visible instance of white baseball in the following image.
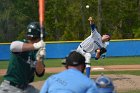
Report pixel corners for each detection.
[86,5,89,9]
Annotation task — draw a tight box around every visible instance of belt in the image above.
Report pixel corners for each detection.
[5,80,27,90]
[80,45,87,52]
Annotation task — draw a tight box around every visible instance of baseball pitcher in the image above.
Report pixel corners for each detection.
[77,17,111,78]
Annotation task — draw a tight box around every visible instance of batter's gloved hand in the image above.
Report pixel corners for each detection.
[33,40,45,50]
[36,47,46,61]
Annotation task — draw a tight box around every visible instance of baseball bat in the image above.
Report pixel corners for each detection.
[39,0,45,40]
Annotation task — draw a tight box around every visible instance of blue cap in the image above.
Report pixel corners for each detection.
[96,75,115,93]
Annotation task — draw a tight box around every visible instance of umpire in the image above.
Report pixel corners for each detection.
[0,22,46,93]
[40,51,99,93]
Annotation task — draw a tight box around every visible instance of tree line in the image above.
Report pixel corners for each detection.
[0,0,140,43]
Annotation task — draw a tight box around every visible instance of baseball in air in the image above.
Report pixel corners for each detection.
[86,5,89,9]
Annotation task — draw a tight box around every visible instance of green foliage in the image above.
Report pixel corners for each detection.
[101,0,139,39]
[133,28,140,38]
[0,0,140,42]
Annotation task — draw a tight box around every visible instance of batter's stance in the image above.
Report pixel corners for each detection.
[0,22,46,93]
[77,17,111,77]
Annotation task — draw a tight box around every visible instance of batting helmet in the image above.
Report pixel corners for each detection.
[27,22,46,39]
[95,75,115,93]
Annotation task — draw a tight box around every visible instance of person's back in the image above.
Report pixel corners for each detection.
[40,51,99,93]
[42,68,97,93]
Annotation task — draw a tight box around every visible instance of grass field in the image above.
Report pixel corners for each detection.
[0,56,140,93]
[121,90,140,93]
[0,56,140,69]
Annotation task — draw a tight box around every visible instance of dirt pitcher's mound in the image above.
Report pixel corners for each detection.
[31,74,140,92]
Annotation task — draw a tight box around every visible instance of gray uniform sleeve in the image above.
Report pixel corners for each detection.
[10,41,23,52]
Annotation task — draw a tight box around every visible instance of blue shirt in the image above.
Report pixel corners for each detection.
[40,68,99,93]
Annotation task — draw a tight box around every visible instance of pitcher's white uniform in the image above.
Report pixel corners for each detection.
[77,24,105,66]
[102,41,109,58]
[77,24,107,77]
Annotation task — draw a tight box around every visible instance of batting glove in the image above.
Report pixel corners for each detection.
[36,47,46,61]
[33,40,45,50]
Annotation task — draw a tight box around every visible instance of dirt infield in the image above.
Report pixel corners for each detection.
[1,65,140,92]
[1,65,140,75]
[31,65,140,92]
[44,65,140,73]
[31,74,140,92]
[92,74,140,92]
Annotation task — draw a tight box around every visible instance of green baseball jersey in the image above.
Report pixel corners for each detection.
[4,40,38,85]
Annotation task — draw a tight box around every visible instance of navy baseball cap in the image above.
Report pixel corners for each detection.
[62,51,85,66]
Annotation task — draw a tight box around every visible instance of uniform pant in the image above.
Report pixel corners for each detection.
[77,46,92,67]
[0,80,39,93]
[77,46,92,77]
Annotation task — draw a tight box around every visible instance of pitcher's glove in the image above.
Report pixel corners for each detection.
[95,48,107,60]
[99,48,107,55]
[36,47,46,61]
